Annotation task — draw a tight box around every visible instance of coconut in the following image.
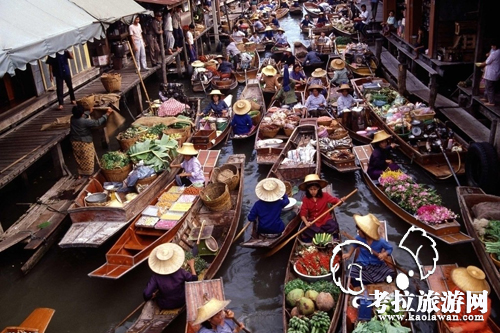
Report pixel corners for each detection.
[298,297,315,315]
[286,289,304,307]
[305,290,319,302]
[290,307,300,318]
[316,292,334,312]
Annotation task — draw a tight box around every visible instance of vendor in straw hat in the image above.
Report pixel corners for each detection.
[143,243,198,310]
[263,25,274,42]
[290,63,307,85]
[342,214,396,287]
[200,90,229,117]
[275,28,289,48]
[445,266,492,333]
[251,15,265,32]
[231,100,253,136]
[367,130,400,180]
[316,12,328,27]
[249,31,262,44]
[336,83,355,114]
[191,298,245,333]
[248,178,290,237]
[271,13,280,28]
[215,54,234,78]
[277,47,296,68]
[330,59,349,86]
[260,64,281,107]
[299,174,344,242]
[275,64,299,107]
[304,84,327,117]
[170,143,205,186]
[310,68,327,86]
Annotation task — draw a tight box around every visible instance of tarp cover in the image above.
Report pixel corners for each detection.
[70,0,149,25]
[0,0,104,77]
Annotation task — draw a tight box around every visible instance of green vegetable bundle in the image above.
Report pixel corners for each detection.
[148,123,168,136]
[100,151,130,170]
[285,279,309,295]
[353,317,411,333]
[128,134,178,172]
[184,251,208,275]
[284,279,340,300]
[485,220,500,240]
[335,36,351,45]
[309,311,330,333]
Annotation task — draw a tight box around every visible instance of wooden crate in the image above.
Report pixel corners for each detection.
[455,21,476,35]
[191,129,216,144]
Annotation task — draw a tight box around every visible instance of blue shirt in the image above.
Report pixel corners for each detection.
[301,19,313,27]
[199,319,235,333]
[203,100,229,116]
[248,194,289,234]
[337,94,355,112]
[264,31,274,39]
[352,235,393,266]
[290,71,306,81]
[303,51,322,66]
[276,34,287,45]
[272,18,280,27]
[46,51,71,77]
[231,114,253,135]
[143,270,198,309]
[317,16,328,24]
[218,60,233,74]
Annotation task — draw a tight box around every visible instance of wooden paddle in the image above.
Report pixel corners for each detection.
[197,220,206,245]
[264,188,358,257]
[227,313,252,333]
[232,221,252,244]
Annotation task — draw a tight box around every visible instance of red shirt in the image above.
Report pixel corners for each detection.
[446,286,492,333]
[300,192,340,227]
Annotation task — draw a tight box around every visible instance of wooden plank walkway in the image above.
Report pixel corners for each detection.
[375,46,490,143]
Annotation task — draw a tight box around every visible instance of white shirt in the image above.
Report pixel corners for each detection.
[249,35,261,43]
[232,30,246,43]
[360,10,369,25]
[226,42,241,57]
[305,94,326,110]
[337,94,355,112]
[317,36,331,46]
[484,48,500,81]
[129,23,144,44]
[164,14,173,31]
[187,30,194,45]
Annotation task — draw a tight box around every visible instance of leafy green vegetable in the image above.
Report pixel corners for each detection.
[128,134,178,172]
[486,220,500,240]
[353,317,411,333]
[148,124,168,136]
[184,251,208,274]
[284,279,309,295]
[309,281,341,300]
[335,36,352,45]
[101,151,130,170]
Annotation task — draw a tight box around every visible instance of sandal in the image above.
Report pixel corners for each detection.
[57,105,64,110]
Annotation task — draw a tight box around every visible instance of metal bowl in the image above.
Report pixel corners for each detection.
[282,198,297,211]
[85,192,108,204]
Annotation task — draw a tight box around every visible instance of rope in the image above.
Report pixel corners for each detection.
[437,150,461,180]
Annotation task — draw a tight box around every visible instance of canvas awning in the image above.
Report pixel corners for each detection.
[136,0,188,10]
[69,0,150,25]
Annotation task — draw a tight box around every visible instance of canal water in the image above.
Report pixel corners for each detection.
[0,12,497,333]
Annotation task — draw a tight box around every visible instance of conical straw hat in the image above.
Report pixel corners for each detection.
[371,130,391,144]
[331,59,345,70]
[210,89,223,95]
[177,143,199,156]
[192,298,232,325]
[192,60,205,67]
[255,178,286,202]
[299,174,328,191]
[311,68,327,77]
[148,243,185,275]
[337,83,352,92]
[353,213,381,240]
[234,100,252,115]
[262,65,277,76]
[451,266,491,294]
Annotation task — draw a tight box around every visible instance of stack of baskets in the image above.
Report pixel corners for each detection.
[211,164,239,191]
[77,94,95,111]
[101,163,132,182]
[200,183,232,212]
[284,126,295,137]
[101,73,122,93]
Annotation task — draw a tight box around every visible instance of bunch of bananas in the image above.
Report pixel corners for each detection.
[312,233,332,247]
[288,317,310,333]
[309,311,330,333]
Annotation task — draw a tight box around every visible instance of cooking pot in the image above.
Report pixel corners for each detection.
[85,192,108,205]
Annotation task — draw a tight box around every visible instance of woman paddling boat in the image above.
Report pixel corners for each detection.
[191,298,245,333]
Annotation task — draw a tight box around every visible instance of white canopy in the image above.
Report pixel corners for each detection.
[70,0,149,25]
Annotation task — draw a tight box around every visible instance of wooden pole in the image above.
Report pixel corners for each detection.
[160,32,167,84]
[472,0,485,96]
[489,119,498,146]
[375,38,383,66]
[126,41,151,105]
[398,63,407,95]
[429,73,437,109]
[212,0,220,44]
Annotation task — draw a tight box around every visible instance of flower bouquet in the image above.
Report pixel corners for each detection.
[416,205,458,224]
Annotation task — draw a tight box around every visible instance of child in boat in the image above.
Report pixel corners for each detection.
[342,213,396,287]
[143,243,198,310]
[248,178,289,237]
[367,130,400,180]
[191,298,245,333]
[299,174,343,242]
[231,100,253,136]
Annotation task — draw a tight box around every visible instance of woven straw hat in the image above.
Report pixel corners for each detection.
[451,266,491,294]
[255,178,286,202]
[331,59,345,70]
[311,68,327,77]
[285,47,292,53]
[192,60,205,68]
[264,25,273,31]
[177,143,199,156]
[299,174,328,191]
[148,243,185,275]
[192,298,232,325]
[337,83,352,93]
[262,65,277,76]
[277,27,285,32]
[215,55,224,59]
[308,84,324,91]
[371,130,392,144]
[353,213,381,240]
[234,100,252,115]
[250,14,260,20]
[210,89,223,96]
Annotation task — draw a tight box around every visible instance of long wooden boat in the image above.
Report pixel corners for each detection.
[283,185,344,333]
[241,124,319,247]
[353,145,473,245]
[351,77,468,178]
[425,264,500,333]
[288,1,302,15]
[191,71,213,93]
[185,278,226,333]
[301,19,335,35]
[312,35,335,55]
[87,150,219,279]
[332,20,358,40]
[333,3,353,19]
[124,154,245,333]
[456,186,500,298]
[340,45,377,77]
[293,41,308,65]
[233,78,265,140]
[342,221,414,332]
[303,2,322,17]
[317,120,360,173]
[234,51,260,84]
[1,308,55,333]
[276,7,290,19]
[211,72,238,92]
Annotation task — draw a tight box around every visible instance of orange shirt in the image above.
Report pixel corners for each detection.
[446,287,492,333]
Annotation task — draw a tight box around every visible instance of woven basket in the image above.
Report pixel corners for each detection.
[77,95,95,110]
[200,183,232,212]
[249,111,261,126]
[284,127,294,137]
[101,163,132,182]
[116,135,139,152]
[260,125,280,138]
[317,118,334,126]
[211,164,239,191]
[135,174,158,193]
[283,180,293,197]
[101,73,122,93]
[250,100,261,110]
[329,129,349,140]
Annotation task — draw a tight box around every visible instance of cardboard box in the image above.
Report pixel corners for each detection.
[92,55,110,67]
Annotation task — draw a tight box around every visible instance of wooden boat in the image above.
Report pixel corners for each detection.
[287,1,302,15]
[242,124,319,247]
[233,78,265,139]
[424,263,500,333]
[301,19,335,35]
[333,3,353,19]
[303,2,322,17]
[276,7,290,19]
[283,185,344,333]
[234,51,260,84]
[191,70,214,93]
[342,221,414,332]
[351,77,469,178]
[185,278,226,333]
[333,38,351,56]
[341,44,377,77]
[312,35,335,55]
[293,41,309,65]
[211,72,238,92]
[332,20,358,39]
[456,186,500,298]
[124,154,245,333]
[1,308,55,333]
[192,95,234,150]
[353,145,473,245]
[87,150,219,279]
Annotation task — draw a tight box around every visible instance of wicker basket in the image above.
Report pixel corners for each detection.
[77,95,95,110]
[101,73,122,93]
[116,135,139,152]
[411,109,436,121]
[329,129,349,140]
[200,183,232,212]
[283,180,293,197]
[260,125,280,138]
[250,100,261,110]
[214,79,233,90]
[101,163,132,182]
[136,174,158,193]
[211,164,239,191]
[284,127,295,137]
[317,118,334,126]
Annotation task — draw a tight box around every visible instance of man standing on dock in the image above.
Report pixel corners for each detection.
[129,16,149,71]
[164,10,175,55]
[479,41,500,106]
[148,12,163,67]
[46,50,76,110]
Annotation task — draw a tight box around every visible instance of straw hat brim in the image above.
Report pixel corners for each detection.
[308,84,324,91]
[264,26,273,31]
[353,213,381,240]
[210,89,224,96]
[192,60,205,67]
[331,60,345,70]
[148,243,185,275]
[337,84,353,92]
[371,130,392,144]
[311,69,327,77]
[234,100,252,115]
[177,143,199,156]
[192,299,232,325]
[262,67,278,76]
[451,266,491,294]
[255,178,286,202]
[299,175,328,191]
